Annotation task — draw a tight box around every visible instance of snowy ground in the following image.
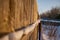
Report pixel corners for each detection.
[40,20,60,40]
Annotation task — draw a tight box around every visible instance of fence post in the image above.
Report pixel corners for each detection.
[39,22,41,40]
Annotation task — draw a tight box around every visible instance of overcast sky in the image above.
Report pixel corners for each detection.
[37,0,60,14]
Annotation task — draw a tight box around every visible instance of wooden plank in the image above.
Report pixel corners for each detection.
[9,30,23,40]
[0,35,9,40]
[0,0,11,33]
[33,0,38,22]
[13,0,38,29]
[21,26,38,40]
[0,0,38,38]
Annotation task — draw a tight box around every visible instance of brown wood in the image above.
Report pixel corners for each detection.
[0,0,38,40]
[0,0,11,33]
[0,0,38,33]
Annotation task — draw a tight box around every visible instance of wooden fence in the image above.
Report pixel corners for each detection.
[0,0,39,40]
[0,20,40,40]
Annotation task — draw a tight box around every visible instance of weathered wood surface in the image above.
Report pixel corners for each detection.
[0,35,9,40]
[0,0,38,33]
[0,20,40,40]
[0,0,11,33]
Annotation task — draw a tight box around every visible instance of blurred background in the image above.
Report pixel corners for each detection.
[37,0,60,40]
[37,0,60,19]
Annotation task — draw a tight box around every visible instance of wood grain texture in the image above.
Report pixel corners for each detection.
[0,0,11,33]
[0,0,38,37]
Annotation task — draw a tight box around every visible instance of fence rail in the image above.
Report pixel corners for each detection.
[0,20,40,40]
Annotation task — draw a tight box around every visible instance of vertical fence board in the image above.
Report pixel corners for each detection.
[0,0,11,33]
